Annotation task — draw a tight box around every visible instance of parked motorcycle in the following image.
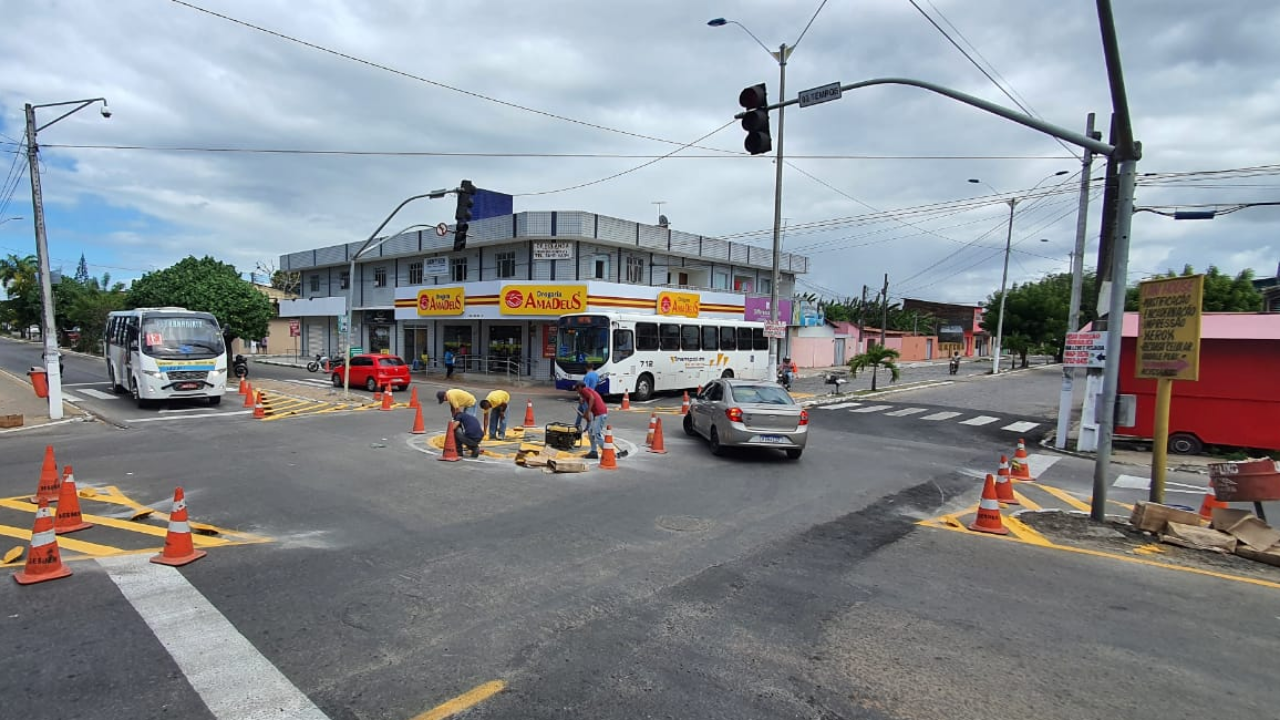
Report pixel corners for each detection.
[232,354,249,379]
[305,354,330,373]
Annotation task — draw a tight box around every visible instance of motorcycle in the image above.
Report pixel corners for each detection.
[948,357,960,376]
[232,354,249,379]
[777,369,793,391]
[305,354,330,373]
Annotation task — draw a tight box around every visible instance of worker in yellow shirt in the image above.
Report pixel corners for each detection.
[479,389,511,440]
[436,388,477,418]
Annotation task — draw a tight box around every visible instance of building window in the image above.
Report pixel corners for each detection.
[408,261,423,285]
[309,274,320,293]
[592,255,610,280]
[626,256,644,284]
[713,270,729,290]
[496,251,517,279]
[451,257,468,283]
[339,271,349,290]
[759,277,772,295]
[374,266,388,288]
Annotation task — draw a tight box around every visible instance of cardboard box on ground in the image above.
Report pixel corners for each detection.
[1130,502,1280,567]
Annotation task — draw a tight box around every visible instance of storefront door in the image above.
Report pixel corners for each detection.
[488,324,523,374]
[443,325,474,366]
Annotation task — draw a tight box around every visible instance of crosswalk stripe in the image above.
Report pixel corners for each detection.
[818,402,861,410]
[850,405,892,413]
[61,391,81,402]
[1002,420,1040,433]
[80,388,117,400]
[921,411,961,421]
[885,407,928,417]
[959,415,1000,426]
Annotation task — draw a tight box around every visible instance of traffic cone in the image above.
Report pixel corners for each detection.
[522,400,536,429]
[599,426,619,470]
[410,405,426,435]
[29,445,60,504]
[151,487,207,567]
[1010,438,1035,481]
[409,386,420,409]
[238,377,248,395]
[243,383,255,407]
[645,412,657,447]
[439,420,461,462]
[381,386,394,411]
[620,391,631,411]
[373,386,383,403]
[54,466,93,535]
[1198,481,1229,520]
[13,497,72,585]
[253,391,266,419]
[680,391,690,415]
[967,474,1010,535]
[993,458,1019,506]
[648,417,668,454]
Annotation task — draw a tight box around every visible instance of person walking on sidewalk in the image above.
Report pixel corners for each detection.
[443,349,456,379]
[479,389,510,440]
[452,408,484,458]
[575,381,608,459]
[437,388,477,417]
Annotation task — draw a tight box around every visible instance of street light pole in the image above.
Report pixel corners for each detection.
[24,97,110,421]
[991,198,1017,374]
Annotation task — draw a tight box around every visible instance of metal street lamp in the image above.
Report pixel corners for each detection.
[709,16,794,376]
[25,97,111,420]
[968,170,1068,374]
[1,216,24,225]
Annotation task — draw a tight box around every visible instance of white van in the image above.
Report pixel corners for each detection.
[105,308,229,408]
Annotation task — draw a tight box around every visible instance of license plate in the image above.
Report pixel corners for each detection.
[755,434,787,444]
[177,382,200,391]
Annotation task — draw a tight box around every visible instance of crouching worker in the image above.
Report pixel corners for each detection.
[479,389,510,440]
[453,408,485,458]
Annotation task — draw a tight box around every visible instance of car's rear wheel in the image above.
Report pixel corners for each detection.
[365,376,378,392]
[331,373,343,387]
[785,448,803,460]
[709,426,725,456]
[634,373,655,402]
[683,413,696,437]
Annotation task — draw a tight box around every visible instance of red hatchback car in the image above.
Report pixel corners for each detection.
[331,353,412,392]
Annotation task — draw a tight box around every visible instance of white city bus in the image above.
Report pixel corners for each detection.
[105,308,229,408]
[554,312,770,400]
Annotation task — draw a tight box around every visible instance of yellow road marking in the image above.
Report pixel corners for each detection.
[1003,514,1053,546]
[1025,482,1093,513]
[0,524,124,556]
[1011,489,1042,510]
[412,680,506,720]
[0,498,232,546]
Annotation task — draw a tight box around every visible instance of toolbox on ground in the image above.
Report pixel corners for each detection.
[545,422,583,452]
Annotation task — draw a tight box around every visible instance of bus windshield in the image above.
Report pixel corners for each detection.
[141,315,225,360]
[556,316,610,372]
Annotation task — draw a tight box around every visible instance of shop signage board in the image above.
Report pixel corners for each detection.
[499,284,587,315]
[415,287,466,316]
[288,319,300,337]
[532,242,574,261]
[764,321,787,339]
[543,323,558,358]
[1137,275,1204,381]
[424,257,448,276]
[656,291,701,318]
[1063,331,1108,368]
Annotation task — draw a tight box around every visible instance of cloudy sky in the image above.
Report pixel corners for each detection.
[2,0,1277,307]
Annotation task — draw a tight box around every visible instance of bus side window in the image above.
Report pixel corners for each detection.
[737,327,753,351]
[659,324,681,351]
[720,327,737,351]
[752,327,768,350]
[680,325,700,351]
[701,326,719,351]
[613,329,635,361]
[636,322,660,351]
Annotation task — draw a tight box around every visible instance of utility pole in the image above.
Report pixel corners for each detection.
[858,284,868,351]
[1055,113,1098,449]
[879,273,889,347]
[1078,114,1120,454]
[24,103,63,420]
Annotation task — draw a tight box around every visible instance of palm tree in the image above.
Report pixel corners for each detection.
[848,344,901,392]
[0,253,37,293]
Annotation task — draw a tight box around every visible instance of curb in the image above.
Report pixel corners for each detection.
[800,379,955,408]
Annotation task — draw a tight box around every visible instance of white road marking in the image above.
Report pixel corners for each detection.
[99,555,331,720]
[850,404,893,413]
[959,415,1000,426]
[160,407,212,414]
[885,407,928,417]
[921,411,961,421]
[283,378,331,387]
[63,382,113,388]
[130,411,252,423]
[1002,421,1040,433]
[1026,453,1061,478]
[818,402,861,410]
[1113,474,1207,495]
[61,392,82,402]
[80,388,118,400]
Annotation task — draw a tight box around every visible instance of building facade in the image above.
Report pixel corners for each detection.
[277,210,809,378]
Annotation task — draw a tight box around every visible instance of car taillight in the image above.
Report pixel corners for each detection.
[725,407,743,423]
[799,409,809,426]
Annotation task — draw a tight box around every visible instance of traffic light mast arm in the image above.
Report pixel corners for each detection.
[733,77,1116,158]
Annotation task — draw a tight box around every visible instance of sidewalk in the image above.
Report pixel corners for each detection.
[0,365,86,434]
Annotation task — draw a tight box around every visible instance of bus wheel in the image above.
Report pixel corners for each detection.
[721,369,734,379]
[130,378,150,409]
[108,365,124,394]
[634,374,655,402]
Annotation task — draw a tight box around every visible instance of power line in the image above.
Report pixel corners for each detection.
[793,0,831,49]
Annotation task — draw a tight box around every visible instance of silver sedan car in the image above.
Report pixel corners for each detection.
[683,378,808,459]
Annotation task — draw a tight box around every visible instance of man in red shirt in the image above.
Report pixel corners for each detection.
[575,381,609,459]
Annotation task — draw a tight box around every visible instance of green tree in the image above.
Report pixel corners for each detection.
[0,253,41,337]
[74,253,90,283]
[63,272,127,353]
[1124,265,1263,312]
[981,271,1103,367]
[127,256,273,346]
[848,344,900,392]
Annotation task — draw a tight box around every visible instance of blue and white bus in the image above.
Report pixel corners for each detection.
[554,312,770,400]
[105,308,229,408]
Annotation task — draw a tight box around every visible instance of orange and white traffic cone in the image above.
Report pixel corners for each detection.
[620,391,631,411]
[968,474,1010,535]
[373,386,383,403]
[29,444,60,504]
[993,458,1019,505]
[439,421,461,462]
[54,466,93,535]
[410,405,426,435]
[253,391,266,419]
[381,385,394,411]
[243,383,256,407]
[1010,438,1035,481]
[680,391,690,416]
[599,426,619,470]
[648,417,668,454]
[151,487,207,567]
[1198,481,1229,520]
[644,413,657,447]
[409,386,420,409]
[238,377,249,395]
[13,497,72,585]
[522,400,536,429]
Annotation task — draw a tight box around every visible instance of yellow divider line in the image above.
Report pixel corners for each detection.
[1011,489,1042,510]
[1002,514,1053,546]
[0,493,270,547]
[0,498,230,546]
[411,680,506,720]
[1029,483,1093,513]
[0,524,125,556]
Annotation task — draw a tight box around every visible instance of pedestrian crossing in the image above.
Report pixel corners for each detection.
[816,401,1040,434]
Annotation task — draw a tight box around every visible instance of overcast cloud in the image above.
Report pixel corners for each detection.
[2,0,1277,307]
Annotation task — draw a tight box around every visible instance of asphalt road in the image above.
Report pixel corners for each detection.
[2,361,1276,720]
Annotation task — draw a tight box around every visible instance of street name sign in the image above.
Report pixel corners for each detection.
[1137,275,1203,381]
[798,82,842,108]
[1063,331,1107,368]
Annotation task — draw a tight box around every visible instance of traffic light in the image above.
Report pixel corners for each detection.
[453,179,475,251]
[738,83,772,155]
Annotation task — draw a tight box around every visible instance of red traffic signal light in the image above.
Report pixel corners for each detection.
[737,83,771,155]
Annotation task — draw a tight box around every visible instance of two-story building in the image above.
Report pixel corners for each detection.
[277,207,809,379]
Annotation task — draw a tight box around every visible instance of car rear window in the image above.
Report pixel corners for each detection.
[729,384,793,405]
[377,357,406,367]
